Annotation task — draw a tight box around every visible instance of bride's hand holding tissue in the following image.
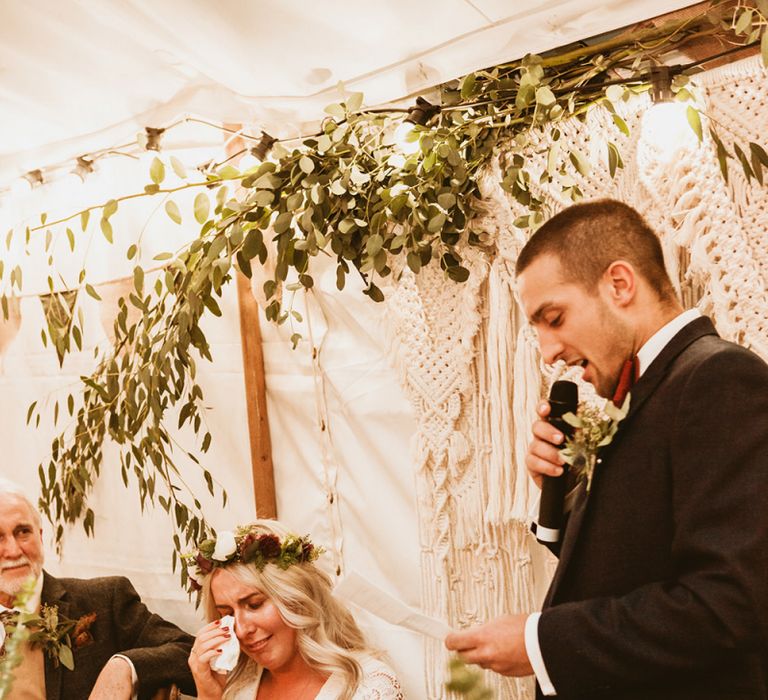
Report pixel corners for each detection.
[188,618,230,699]
[183,519,405,700]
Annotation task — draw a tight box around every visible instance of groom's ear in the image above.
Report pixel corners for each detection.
[601,260,636,307]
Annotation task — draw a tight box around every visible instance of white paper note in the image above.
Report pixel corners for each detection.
[334,571,452,640]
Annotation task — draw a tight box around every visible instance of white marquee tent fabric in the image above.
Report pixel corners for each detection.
[1,0,698,183]
[7,2,763,699]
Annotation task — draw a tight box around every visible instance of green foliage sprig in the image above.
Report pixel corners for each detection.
[5,1,766,567]
[446,658,494,699]
[0,580,34,699]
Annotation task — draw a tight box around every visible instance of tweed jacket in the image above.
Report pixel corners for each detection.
[536,317,768,699]
[41,572,195,700]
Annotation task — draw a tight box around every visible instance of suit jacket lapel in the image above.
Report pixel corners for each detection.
[41,571,69,700]
[544,316,719,606]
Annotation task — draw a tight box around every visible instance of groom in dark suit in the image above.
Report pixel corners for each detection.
[446,199,768,698]
[0,480,196,699]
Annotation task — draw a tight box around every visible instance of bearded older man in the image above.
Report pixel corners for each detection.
[0,479,196,700]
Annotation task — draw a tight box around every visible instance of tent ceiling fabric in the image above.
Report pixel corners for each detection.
[1,0,700,183]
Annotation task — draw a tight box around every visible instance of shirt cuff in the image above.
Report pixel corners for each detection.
[111,654,138,700]
[524,613,557,696]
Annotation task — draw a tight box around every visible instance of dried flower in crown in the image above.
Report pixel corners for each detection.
[182,524,322,592]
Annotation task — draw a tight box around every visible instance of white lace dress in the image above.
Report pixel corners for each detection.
[223,653,405,699]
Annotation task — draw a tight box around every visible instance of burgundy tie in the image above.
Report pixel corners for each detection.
[612,356,639,406]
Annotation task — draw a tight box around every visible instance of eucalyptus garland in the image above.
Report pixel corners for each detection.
[7,1,767,561]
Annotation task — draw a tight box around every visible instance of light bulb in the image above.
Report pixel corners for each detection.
[394,121,421,155]
[641,101,698,163]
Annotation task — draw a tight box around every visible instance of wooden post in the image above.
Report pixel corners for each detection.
[225,124,278,519]
[236,271,277,519]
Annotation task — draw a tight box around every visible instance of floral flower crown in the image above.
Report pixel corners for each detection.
[182,524,322,592]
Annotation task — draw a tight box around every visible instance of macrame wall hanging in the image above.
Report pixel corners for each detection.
[384,54,768,699]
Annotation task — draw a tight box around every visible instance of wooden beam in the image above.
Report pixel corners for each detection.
[236,270,277,519]
[225,124,278,519]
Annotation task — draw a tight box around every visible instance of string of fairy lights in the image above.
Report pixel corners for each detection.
[1,38,759,206]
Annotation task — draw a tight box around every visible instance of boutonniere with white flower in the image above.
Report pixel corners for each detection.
[0,605,97,671]
[559,394,631,492]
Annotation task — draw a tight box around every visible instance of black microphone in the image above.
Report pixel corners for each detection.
[536,380,578,544]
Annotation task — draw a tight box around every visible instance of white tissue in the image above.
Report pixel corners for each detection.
[210,614,240,673]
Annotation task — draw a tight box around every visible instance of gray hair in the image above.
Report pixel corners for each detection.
[0,479,42,528]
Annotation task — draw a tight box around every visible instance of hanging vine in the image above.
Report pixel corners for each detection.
[3,1,766,562]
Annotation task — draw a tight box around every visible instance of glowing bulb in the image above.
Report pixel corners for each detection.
[394,121,421,155]
[641,101,698,163]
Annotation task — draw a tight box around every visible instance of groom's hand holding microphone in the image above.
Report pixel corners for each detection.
[525,381,578,487]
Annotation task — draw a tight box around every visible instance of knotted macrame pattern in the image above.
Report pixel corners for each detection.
[385,55,768,699]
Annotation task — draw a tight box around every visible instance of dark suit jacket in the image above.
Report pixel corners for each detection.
[41,572,196,700]
[536,317,768,699]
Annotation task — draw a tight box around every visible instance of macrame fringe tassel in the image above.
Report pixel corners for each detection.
[512,323,542,521]
[483,258,516,526]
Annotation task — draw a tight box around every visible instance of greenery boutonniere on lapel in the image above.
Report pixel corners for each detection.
[0,606,97,671]
[559,394,631,492]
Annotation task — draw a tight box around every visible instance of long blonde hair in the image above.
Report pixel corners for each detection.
[200,520,372,700]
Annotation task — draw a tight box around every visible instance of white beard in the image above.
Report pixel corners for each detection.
[0,557,42,600]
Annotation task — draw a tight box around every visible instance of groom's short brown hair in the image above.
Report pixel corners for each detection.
[515,199,677,304]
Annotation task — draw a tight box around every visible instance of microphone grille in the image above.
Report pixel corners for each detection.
[549,380,578,408]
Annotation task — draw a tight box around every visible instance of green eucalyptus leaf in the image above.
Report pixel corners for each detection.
[85,283,101,301]
[273,211,293,234]
[710,128,730,183]
[461,73,477,99]
[437,193,456,210]
[165,200,182,224]
[170,156,187,179]
[734,8,753,35]
[427,212,446,232]
[535,85,556,106]
[605,84,624,104]
[612,114,630,137]
[324,103,346,120]
[254,190,274,206]
[299,156,315,174]
[217,165,241,179]
[194,192,210,225]
[103,199,118,219]
[346,91,363,112]
[569,149,591,177]
[686,106,703,142]
[149,157,165,185]
[762,27,768,68]
[100,218,113,243]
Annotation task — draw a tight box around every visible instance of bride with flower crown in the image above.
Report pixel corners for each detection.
[186,519,405,700]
